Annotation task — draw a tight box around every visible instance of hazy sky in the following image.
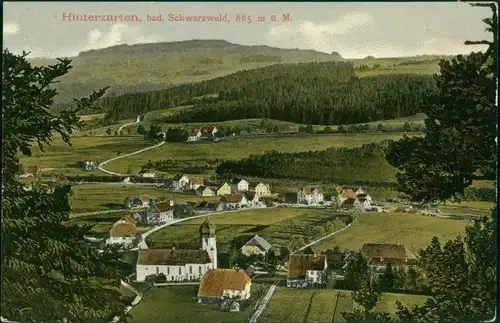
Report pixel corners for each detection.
[3,1,492,59]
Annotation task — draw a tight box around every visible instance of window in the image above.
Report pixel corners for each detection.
[178,267,181,275]
[167,267,170,274]
[189,266,192,274]
[156,267,159,274]
[199,266,202,274]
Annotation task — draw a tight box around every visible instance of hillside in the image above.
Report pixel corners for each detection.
[30,39,343,109]
[101,61,437,125]
[27,39,447,113]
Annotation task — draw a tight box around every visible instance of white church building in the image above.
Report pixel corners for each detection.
[136,216,218,282]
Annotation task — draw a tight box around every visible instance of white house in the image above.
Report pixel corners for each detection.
[240,235,272,256]
[287,254,328,288]
[84,161,99,171]
[106,218,139,247]
[197,269,252,304]
[231,179,249,192]
[139,195,152,207]
[173,174,191,190]
[297,187,324,205]
[146,200,174,225]
[221,194,248,208]
[136,216,218,282]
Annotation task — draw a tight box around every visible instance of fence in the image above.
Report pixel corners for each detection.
[245,280,279,323]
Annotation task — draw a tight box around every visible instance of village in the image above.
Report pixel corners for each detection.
[80,173,425,316]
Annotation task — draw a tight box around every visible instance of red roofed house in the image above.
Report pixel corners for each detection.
[221,194,248,208]
[297,187,324,205]
[106,218,140,247]
[197,269,252,305]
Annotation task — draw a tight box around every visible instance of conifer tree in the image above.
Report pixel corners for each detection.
[1,50,125,321]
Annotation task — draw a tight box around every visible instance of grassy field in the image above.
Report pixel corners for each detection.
[19,135,149,176]
[80,113,106,121]
[102,133,405,176]
[260,288,428,323]
[128,284,265,323]
[148,208,346,249]
[69,183,217,213]
[66,212,153,238]
[311,212,470,254]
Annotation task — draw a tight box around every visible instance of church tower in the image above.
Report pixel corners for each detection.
[199,216,217,269]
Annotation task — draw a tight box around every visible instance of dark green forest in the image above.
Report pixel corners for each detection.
[101,62,437,125]
[215,141,397,185]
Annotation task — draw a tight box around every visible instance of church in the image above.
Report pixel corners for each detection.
[136,216,218,282]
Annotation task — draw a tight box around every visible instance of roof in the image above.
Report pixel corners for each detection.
[24,166,39,174]
[109,222,138,238]
[139,195,151,202]
[154,202,173,213]
[188,128,199,136]
[197,186,213,193]
[137,249,212,266]
[197,269,251,298]
[361,243,416,261]
[244,235,272,251]
[199,216,216,236]
[287,254,326,279]
[243,192,257,201]
[321,250,346,264]
[191,178,205,185]
[173,174,187,181]
[299,187,324,195]
[340,189,357,200]
[199,125,216,132]
[222,194,245,203]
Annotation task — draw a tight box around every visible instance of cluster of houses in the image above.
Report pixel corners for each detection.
[187,125,219,142]
[286,243,417,288]
[19,165,39,178]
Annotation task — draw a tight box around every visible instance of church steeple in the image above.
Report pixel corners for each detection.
[199,216,216,237]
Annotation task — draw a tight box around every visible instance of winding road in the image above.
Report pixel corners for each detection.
[98,115,166,176]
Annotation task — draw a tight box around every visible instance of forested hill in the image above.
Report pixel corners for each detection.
[102,61,437,125]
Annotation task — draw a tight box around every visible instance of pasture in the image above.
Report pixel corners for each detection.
[260,288,428,323]
[18,136,149,176]
[66,212,153,238]
[69,183,215,214]
[147,208,346,249]
[311,212,470,254]
[102,133,405,176]
[127,284,265,323]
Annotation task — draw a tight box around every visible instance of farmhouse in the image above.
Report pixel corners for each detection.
[139,195,152,207]
[136,217,218,282]
[196,186,215,197]
[187,128,202,142]
[297,187,324,205]
[83,160,99,171]
[358,243,417,270]
[251,182,271,197]
[231,178,249,192]
[216,182,232,196]
[221,194,247,208]
[240,234,272,256]
[287,254,328,288]
[173,174,191,190]
[146,200,174,225]
[106,217,140,247]
[197,269,252,305]
[243,192,259,207]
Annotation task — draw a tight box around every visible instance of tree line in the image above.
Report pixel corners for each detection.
[162,74,436,125]
[215,142,397,184]
[98,61,436,125]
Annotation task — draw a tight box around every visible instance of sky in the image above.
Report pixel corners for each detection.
[3,1,493,59]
